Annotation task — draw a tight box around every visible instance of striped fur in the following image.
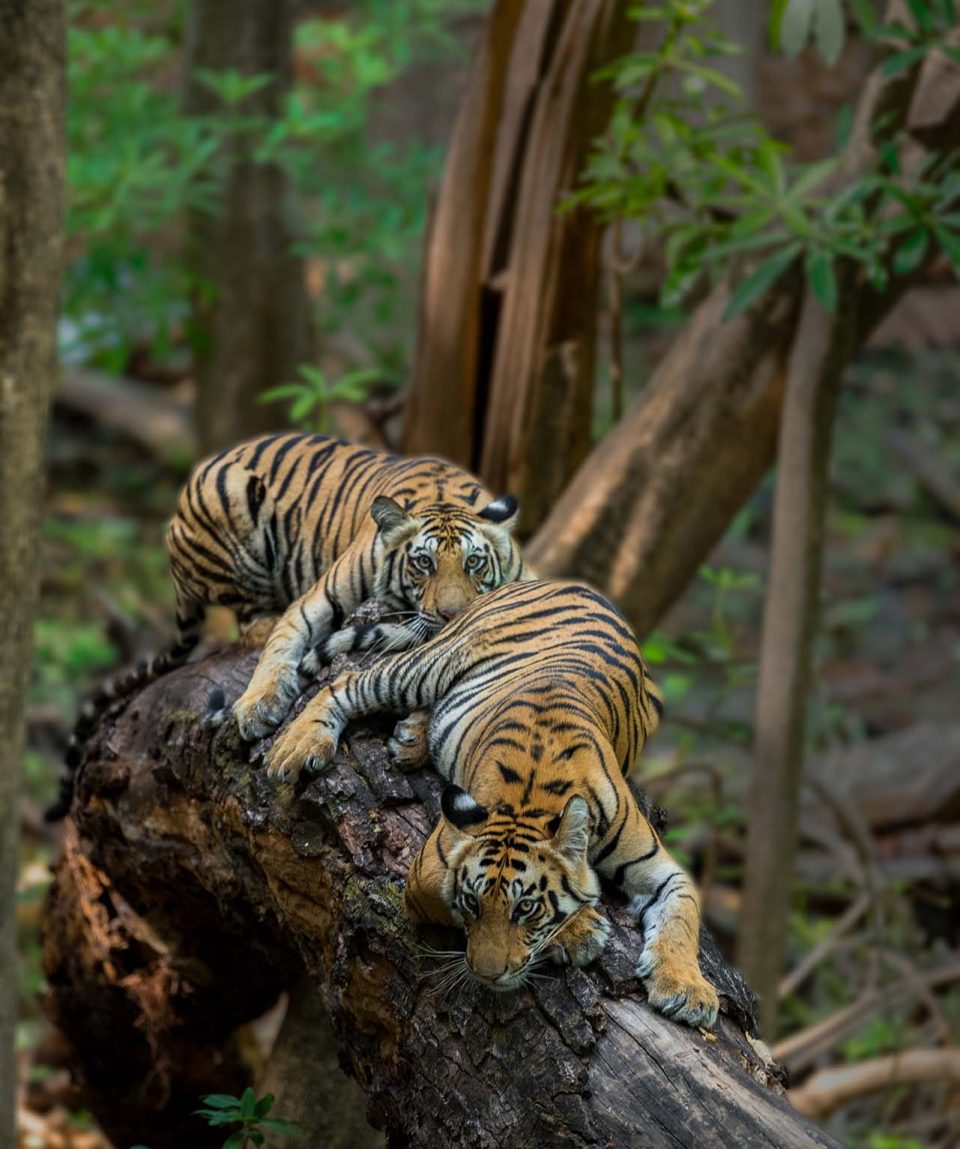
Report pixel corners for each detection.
[266,580,719,1028]
[48,432,529,821]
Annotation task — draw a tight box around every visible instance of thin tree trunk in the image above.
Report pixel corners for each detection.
[736,293,854,1038]
[184,0,314,455]
[43,642,842,1149]
[0,1,66,1144]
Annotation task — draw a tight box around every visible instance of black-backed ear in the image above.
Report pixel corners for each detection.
[478,494,519,530]
[371,495,419,546]
[441,784,489,830]
[550,795,591,861]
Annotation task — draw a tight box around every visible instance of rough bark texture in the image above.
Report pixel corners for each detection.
[406,0,631,530]
[43,634,842,1149]
[0,2,65,1144]
[184,0,314,454]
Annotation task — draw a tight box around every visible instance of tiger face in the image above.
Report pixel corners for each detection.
[437,786,606,991]
[371,495,521,627]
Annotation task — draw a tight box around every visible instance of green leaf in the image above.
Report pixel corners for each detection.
[933,224,960,274]
[881,45,927,76]
[847,0,879,36]
[814,0,845,65]
[221,1133,246,1149]
[248,1131,265,1147]
[260,384,308,403]
[724,242,802,320]
[199,1095,243,1111]
[893,227,929,274]
[806,248,838,311]
[240,1087,257,1120]
[769,0,791,49]
[254,1094,275,1118]
[290,393,318,421]
[781,0,815,59]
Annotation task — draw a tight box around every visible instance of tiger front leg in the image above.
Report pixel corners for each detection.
[233,563,359,741]
[387,708,432,771]
[266,681,353,781]
[598,801,719,1029]
[544,905,611,968]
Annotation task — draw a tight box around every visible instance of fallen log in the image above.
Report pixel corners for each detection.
[43,631,842,1149]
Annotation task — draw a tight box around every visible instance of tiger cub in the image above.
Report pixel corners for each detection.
[48,432,528,821]
[266,579,719,1029]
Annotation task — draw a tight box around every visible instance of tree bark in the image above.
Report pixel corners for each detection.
[406,0,632,531]
[527,280,800,635]
[184,0,314,455]
[0,2,65,1145]
[43,641,842,1149]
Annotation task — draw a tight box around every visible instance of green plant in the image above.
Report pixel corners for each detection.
[571,0,960,322]
[65,0,482,375]
[195,1088,300,1148]
[261,364,389,432]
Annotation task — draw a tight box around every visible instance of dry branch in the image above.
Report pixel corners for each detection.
[43,640,842,1149]
[790,1048,960,1120]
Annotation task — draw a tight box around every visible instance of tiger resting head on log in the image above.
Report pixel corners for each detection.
[47,432,530,821]
[265,579,720,1029]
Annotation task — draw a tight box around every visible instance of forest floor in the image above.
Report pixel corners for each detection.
[16,305,960,1149]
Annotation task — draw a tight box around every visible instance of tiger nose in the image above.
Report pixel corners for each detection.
[438,606,460,621]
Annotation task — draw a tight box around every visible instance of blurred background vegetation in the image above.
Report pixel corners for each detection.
[16,2,960,1148]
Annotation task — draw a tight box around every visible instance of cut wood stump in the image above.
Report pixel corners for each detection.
[43,611,842,1149]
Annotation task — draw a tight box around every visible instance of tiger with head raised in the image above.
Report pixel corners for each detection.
[266,579,719,1028]
[48,432,529,820]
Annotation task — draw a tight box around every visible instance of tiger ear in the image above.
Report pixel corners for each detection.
[478,494,518,532]
[441,784,489,832]
[371,495,420,546]
[550,795,591,862]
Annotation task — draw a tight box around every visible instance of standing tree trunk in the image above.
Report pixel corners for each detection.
[736,293,854,1038]
[0,1,66,1143]
[184,0,314,455]
[406,0,633,532]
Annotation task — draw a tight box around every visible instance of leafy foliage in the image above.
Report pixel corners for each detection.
[65,0,480,374]
[195,1088,300,1148]
[572,0,960,321]
[261,365,391,432]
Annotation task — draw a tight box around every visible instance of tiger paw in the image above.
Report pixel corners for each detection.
[548,906,611,968]
[233,675,298,741]
[638,954,719,1029]
[387,713,430,771]
[266,716,339,783]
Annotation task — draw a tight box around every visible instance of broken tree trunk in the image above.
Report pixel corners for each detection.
[43,634,841,1149]
[406,0,633,531]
